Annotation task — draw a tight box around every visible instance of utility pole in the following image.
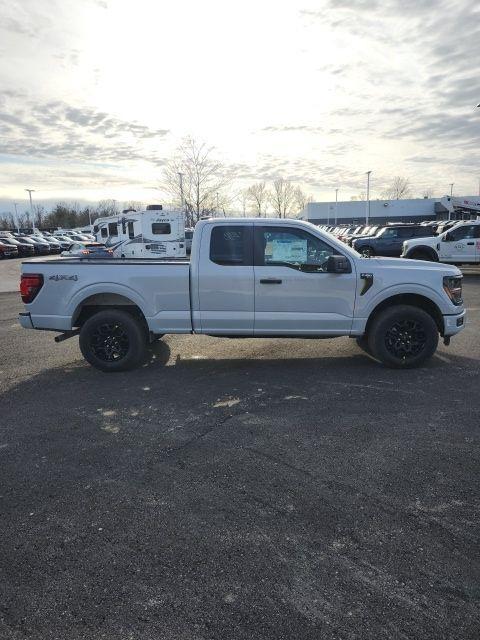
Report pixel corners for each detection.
[366,171,372,225]
[450,183,454,197]
[25,188,35,231]
[13,202,20,233]
[335,188,339,225]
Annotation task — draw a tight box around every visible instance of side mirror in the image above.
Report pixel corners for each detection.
[444,232,453,242]
[326,255,352,273]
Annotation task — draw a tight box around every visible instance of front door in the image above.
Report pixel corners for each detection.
[253,225,357,335]
[440,224,480,262]
[196,224,254,334]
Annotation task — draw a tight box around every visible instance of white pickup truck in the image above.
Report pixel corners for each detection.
[402,220,480,264]
[19,218,466,371]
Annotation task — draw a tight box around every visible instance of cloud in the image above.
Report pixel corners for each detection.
[0,95,170,165]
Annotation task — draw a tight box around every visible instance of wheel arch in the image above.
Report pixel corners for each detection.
[72,292,148,329]
[405,245,438,261]
[365,293,444,336]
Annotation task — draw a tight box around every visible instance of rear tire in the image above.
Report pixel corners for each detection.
[368,305,438,368]
[79,309,147,372]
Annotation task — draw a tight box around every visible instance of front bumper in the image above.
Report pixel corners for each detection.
[19,312,34,329]
[443,309,466,337]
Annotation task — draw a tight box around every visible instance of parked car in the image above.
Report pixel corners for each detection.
[352,224,434,257]
[32,234,62,254]
[19,217,465,372]
[0,240,19,258]
[0,236,35,257]
[14,235,51,255]
[61,242,113,258]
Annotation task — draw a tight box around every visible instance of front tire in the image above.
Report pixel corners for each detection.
[360,246,374,258]
[408,250,437,262]
[79,309,147,372]
[368,305,438,368]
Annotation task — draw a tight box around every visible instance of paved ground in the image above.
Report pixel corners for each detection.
[0,255,59,293]
[0,279,479,639]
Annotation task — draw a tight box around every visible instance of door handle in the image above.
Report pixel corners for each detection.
[467,242,474,245]
[260,278,282,284]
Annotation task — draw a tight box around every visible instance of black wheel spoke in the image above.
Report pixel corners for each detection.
[90,322,130,362]
[385,319,427,360]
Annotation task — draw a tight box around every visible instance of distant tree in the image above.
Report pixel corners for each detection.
[246,181,269,217]
[350,192,366,201]
[122,200,144,212]
[382,176,411,200]
[293,186,313,216]
[161,137,231,226]
[269,178,296,218]
[422,189,433,199]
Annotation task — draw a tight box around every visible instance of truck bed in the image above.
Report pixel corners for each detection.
[21,258,192,333]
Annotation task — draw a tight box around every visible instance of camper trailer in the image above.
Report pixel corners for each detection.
[93,205,186,259]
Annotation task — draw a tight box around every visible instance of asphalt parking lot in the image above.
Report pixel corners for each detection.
[1,262,479,639]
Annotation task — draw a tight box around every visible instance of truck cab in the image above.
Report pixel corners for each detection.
[402,220,480,264]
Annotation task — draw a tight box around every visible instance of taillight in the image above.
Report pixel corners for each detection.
[20,273,44,303]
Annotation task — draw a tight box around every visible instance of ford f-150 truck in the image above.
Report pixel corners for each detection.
[401,220,480,264]
[19,218,466,371]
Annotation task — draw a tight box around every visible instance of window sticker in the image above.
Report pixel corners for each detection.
[266,238,308,263]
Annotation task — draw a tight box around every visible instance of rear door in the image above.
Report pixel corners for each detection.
[253,225,356,335]
[197,224,254,334]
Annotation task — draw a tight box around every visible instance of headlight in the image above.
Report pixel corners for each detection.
[443,276,463,306]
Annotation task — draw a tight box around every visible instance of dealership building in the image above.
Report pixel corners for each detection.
[300,196,480,226]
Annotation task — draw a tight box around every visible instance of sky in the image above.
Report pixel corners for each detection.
[0,0,479,214]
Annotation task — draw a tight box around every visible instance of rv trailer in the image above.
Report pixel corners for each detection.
[93,205,186,259]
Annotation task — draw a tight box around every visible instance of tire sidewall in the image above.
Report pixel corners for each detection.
[79,309,147,372]
[368,305,439,368]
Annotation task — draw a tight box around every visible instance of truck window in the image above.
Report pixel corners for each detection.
[152,223,171,235]
[448,225,479,241]
[210,226,251,266]
[255,227,335,272]
[128,221,135,239]
[108,223,118,237]
[101,227,108,238]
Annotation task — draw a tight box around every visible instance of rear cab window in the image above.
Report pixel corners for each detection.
[210,225,253,266]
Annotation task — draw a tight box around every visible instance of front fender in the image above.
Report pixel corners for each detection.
[359,282,452,319]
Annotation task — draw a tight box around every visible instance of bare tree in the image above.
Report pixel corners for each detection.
[350,192,366,201]
[269,178,296,218]
[161,137,230,226]
[382,176,411,200]
[246,181,269,217]
[293,186,313,216]
[122,200,144,212]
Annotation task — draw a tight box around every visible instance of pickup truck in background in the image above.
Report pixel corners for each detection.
[402,220,480,264]
[19,218,466,372]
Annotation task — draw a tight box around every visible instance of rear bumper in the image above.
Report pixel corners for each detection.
[443,309,466,336]
[19,312,34,329]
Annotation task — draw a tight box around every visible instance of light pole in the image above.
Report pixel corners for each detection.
[335,188,339,225]
[25,188,35,231]
[450,183,454,197]
[13,202,20,233]
[365,171,372,225]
